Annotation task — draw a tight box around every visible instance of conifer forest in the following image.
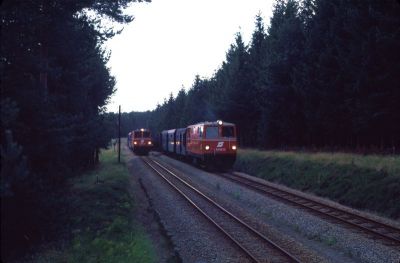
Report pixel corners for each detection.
[113,0,400,150]
[1,0,400,261]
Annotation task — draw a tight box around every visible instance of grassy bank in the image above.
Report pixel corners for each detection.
[234,149,400,219]
[30,148,156,263]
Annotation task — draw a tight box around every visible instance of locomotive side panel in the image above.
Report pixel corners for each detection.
[186,124,203,157]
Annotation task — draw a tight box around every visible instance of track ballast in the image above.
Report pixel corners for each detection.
[142,157,302,263]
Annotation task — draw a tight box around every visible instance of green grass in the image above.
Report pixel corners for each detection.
[234,149,400,219]
[236,149,400,176]
[33,148,156,263]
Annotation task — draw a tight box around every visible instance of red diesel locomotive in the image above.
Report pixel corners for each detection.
[160,120,237,169]
[128,128,153,155]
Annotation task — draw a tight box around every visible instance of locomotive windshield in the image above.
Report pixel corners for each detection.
[205,126,218,139]
[221,126,234,137]
[134,131,151,138]
[205,126,235,138]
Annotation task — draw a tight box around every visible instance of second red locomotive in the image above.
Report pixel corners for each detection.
[128,128,153,155]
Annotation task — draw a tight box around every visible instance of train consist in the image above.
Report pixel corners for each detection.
[160,120,237,169]
[127,128,153,155]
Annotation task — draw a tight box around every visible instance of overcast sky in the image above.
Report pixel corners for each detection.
[105,0,274,113]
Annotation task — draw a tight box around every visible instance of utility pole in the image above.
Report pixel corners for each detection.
[118,105,121,163]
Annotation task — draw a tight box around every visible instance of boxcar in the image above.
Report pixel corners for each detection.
[160,130,168,152]
[175,128,187,157]
[160,129,176,154]
[167,129,176,153]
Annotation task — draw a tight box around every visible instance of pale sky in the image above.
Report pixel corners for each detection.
[105,0,274,113]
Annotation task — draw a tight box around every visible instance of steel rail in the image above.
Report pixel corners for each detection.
[143,157,302,263]
[142,158,260,262]
[218,172,400,246]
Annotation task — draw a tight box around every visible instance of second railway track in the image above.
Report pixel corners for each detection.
[142,156,302,263]
[216,172,400,246]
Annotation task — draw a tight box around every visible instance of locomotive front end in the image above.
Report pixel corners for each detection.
[202,120,237,169]
[131,128,153,155]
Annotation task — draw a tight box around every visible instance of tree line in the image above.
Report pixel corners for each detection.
[1,0,147,260]
[116,0,400,152]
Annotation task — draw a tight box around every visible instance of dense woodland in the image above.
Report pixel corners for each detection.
[1,0,148,260]
[112,0,400,151]
[1,0,400,261]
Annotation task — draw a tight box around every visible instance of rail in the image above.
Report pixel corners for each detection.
[142,157,302,263]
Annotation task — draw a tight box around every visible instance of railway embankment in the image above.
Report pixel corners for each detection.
[25,148,156,263]
[234,149,400,219]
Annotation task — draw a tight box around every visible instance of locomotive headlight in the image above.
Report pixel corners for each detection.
[217,120,223,125]
[134,141,138,145]
[148,141,152,145]
[205,145,210,150]
[232,145,237,150]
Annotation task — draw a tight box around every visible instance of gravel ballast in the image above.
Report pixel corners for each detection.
[153,152,400,263]
[127,150,248,262]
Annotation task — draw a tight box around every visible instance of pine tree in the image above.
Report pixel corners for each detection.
[1,0,144,259]
[259,0,306,147]
[247,14,268,146]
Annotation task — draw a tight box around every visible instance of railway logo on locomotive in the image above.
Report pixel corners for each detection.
[217,142,224,148]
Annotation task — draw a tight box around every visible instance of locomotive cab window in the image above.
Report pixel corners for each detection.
[198,127,204,138]
[205,126,219,139]
[134,131,150,138]
[222,126,234,137]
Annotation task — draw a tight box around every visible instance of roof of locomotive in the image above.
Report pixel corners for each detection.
[189,120,235,127]
[132,128,151,132]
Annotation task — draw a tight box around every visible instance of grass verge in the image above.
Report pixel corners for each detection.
[234,149,400,219]
[31,148,156,263]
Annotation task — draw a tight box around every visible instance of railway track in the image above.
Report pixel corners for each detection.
[142,156,302,263]
[217,172,400,246]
